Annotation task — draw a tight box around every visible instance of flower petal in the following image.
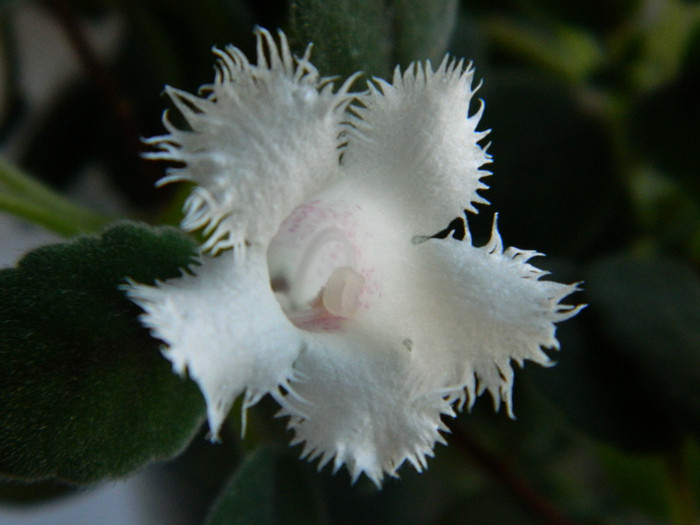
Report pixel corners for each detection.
[279,331,454,487]
[343,58,491,235]
[381,216,583,415]
[126,247,303,437]
[145,28,356,252]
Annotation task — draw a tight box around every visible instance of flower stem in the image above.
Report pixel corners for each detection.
[449,423,576,525]
[0,156,112,236]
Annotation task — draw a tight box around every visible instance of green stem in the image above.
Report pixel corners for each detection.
[0,156,112,236]
[1,155,60,199]
[666,445,698,525]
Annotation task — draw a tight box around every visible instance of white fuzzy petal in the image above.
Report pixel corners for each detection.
[343,58,491,234]
[391,217,583,415]
[279,331,454,487]
[145,28,355,252]
[126,247,304,437]
[130,26,584,487]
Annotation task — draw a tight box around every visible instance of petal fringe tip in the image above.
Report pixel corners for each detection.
[145,27,357,251]
[342,55,492,234]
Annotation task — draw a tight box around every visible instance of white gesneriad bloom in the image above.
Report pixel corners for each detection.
[126,28,583,486]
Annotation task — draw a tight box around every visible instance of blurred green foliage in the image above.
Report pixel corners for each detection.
[0,0,698,523]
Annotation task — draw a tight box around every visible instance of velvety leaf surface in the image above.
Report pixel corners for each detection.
[0,222,206,483]
[290,0,393,78]
[291,0,458,79]
[388,0,458,67]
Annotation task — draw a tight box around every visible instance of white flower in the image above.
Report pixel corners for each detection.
[126,28,582,486]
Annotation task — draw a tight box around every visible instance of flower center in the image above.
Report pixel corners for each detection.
[267,201,369,331]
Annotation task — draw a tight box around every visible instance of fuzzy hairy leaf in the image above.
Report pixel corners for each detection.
[388,0,458,67]
[0,222,205,483]
[290,0,458,79]
[291,0,393,78]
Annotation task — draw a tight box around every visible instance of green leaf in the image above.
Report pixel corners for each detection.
[503,0,635,34]
[599,439,700,524]
[587,255,700,436]
[387,0,458,67]
[205,447,322,525]
[290,0,459,80]
[597,445,674,521]
[290,0,393,78]
[0,222,206,483]
[626,0,700,93]
[485,17,605,82]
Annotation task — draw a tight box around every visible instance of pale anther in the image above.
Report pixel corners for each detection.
[321,266,365,318]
